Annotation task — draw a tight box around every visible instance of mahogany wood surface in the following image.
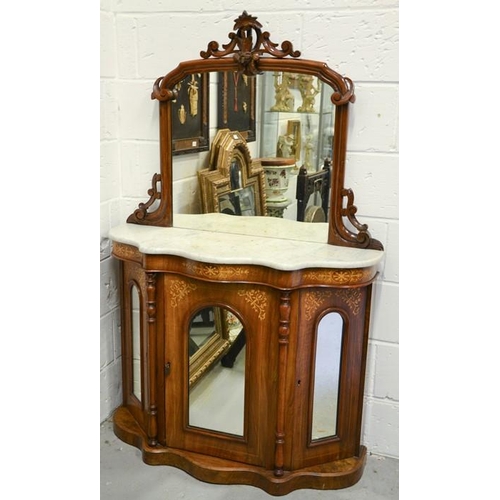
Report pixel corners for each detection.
[114,405,367,496]
[114,246,376,494]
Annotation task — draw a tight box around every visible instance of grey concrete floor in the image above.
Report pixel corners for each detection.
[100,418,399,499]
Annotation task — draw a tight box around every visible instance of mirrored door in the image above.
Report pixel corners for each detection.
[164,277,277,467]
[188,306,246,436]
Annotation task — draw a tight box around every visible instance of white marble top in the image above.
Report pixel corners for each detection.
[109,213,384,271]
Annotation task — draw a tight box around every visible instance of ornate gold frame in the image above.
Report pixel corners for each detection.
[188,306,230,387]
[198,129,267,216]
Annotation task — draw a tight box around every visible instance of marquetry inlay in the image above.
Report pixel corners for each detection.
[183,261,250,280]
[168,279,197,307]
[237,289,267,320]
[336,288,362,315]
[304,290,334,321]
[130,273,146,291]
[303,268,373,286]
[113,242,142,263]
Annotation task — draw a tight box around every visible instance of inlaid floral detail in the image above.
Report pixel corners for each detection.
[237,289,267,320]
[303,268,372,285]
[183,261,250,280]
[113,242,142,263]
[335,289,362,315]
[168,279,197,307]
[304,290,334,321]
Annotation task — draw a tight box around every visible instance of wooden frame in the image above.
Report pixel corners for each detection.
[198,129,267,216]
[171,72,209,155]
[217,71,256,141]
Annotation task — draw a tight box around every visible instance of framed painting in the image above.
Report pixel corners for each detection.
[217,72,256,142]
[171,73,209,155]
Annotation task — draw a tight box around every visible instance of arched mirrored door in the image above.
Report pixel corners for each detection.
[130,284,141,402]
[188,306,246,437]
[311,311,343,441]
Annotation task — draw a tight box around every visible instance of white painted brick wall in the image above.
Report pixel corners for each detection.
[100,1,399,459]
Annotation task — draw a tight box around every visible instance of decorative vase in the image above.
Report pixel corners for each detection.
[260,157,296,204]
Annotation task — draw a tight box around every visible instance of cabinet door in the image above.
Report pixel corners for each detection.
[163,275,279,468]
[289,286,371,469]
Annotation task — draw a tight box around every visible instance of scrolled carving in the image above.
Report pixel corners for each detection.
[330,76,356,105]
[200,11,300,76]
[151,77,178,102]
[341,187,374,247]
[127,173,162,224]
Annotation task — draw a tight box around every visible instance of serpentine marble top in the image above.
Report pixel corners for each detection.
[109,213,384,271]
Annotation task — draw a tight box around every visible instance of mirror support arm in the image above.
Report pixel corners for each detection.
[328,106,384,250]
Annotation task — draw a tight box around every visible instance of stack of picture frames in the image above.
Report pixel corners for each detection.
[171,72,256,155]
[197,129,267,217]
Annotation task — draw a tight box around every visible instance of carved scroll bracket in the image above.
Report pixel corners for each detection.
[200,11,301,76]
[338,188,383,250]
[127,173,167,226]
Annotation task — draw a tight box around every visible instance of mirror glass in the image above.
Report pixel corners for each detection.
[188,306,246,436]
[130,284,141,401]
[219,186,256,216]
[311,311,343,441]
[172,69,335,235]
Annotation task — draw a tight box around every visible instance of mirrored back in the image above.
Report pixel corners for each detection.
[126,11,383,251]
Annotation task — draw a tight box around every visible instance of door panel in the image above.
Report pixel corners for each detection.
[164,275,279,467]
[290,286,370,469]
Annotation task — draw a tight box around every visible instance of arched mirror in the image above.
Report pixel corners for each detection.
[188,306,246,437]
[126,11,382,251]
[130,284,141,402]
[311,311,343,441]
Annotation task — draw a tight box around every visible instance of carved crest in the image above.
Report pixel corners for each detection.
[200,11,301,76]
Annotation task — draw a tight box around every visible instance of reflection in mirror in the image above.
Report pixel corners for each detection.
[219,185,256,216]
[229,157,243,190]
[172,70,336,228]
[130,284,141,401]
[311,312,343,441]
[188,306,245,436]
[260,71,334,172]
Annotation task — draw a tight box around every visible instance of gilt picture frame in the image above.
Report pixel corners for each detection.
[188,306,230,388]
[198,129,267,216]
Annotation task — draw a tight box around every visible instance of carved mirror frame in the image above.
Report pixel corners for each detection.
[126,11,382,251]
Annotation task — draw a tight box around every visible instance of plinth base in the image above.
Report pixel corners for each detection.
[113,406,367,496]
